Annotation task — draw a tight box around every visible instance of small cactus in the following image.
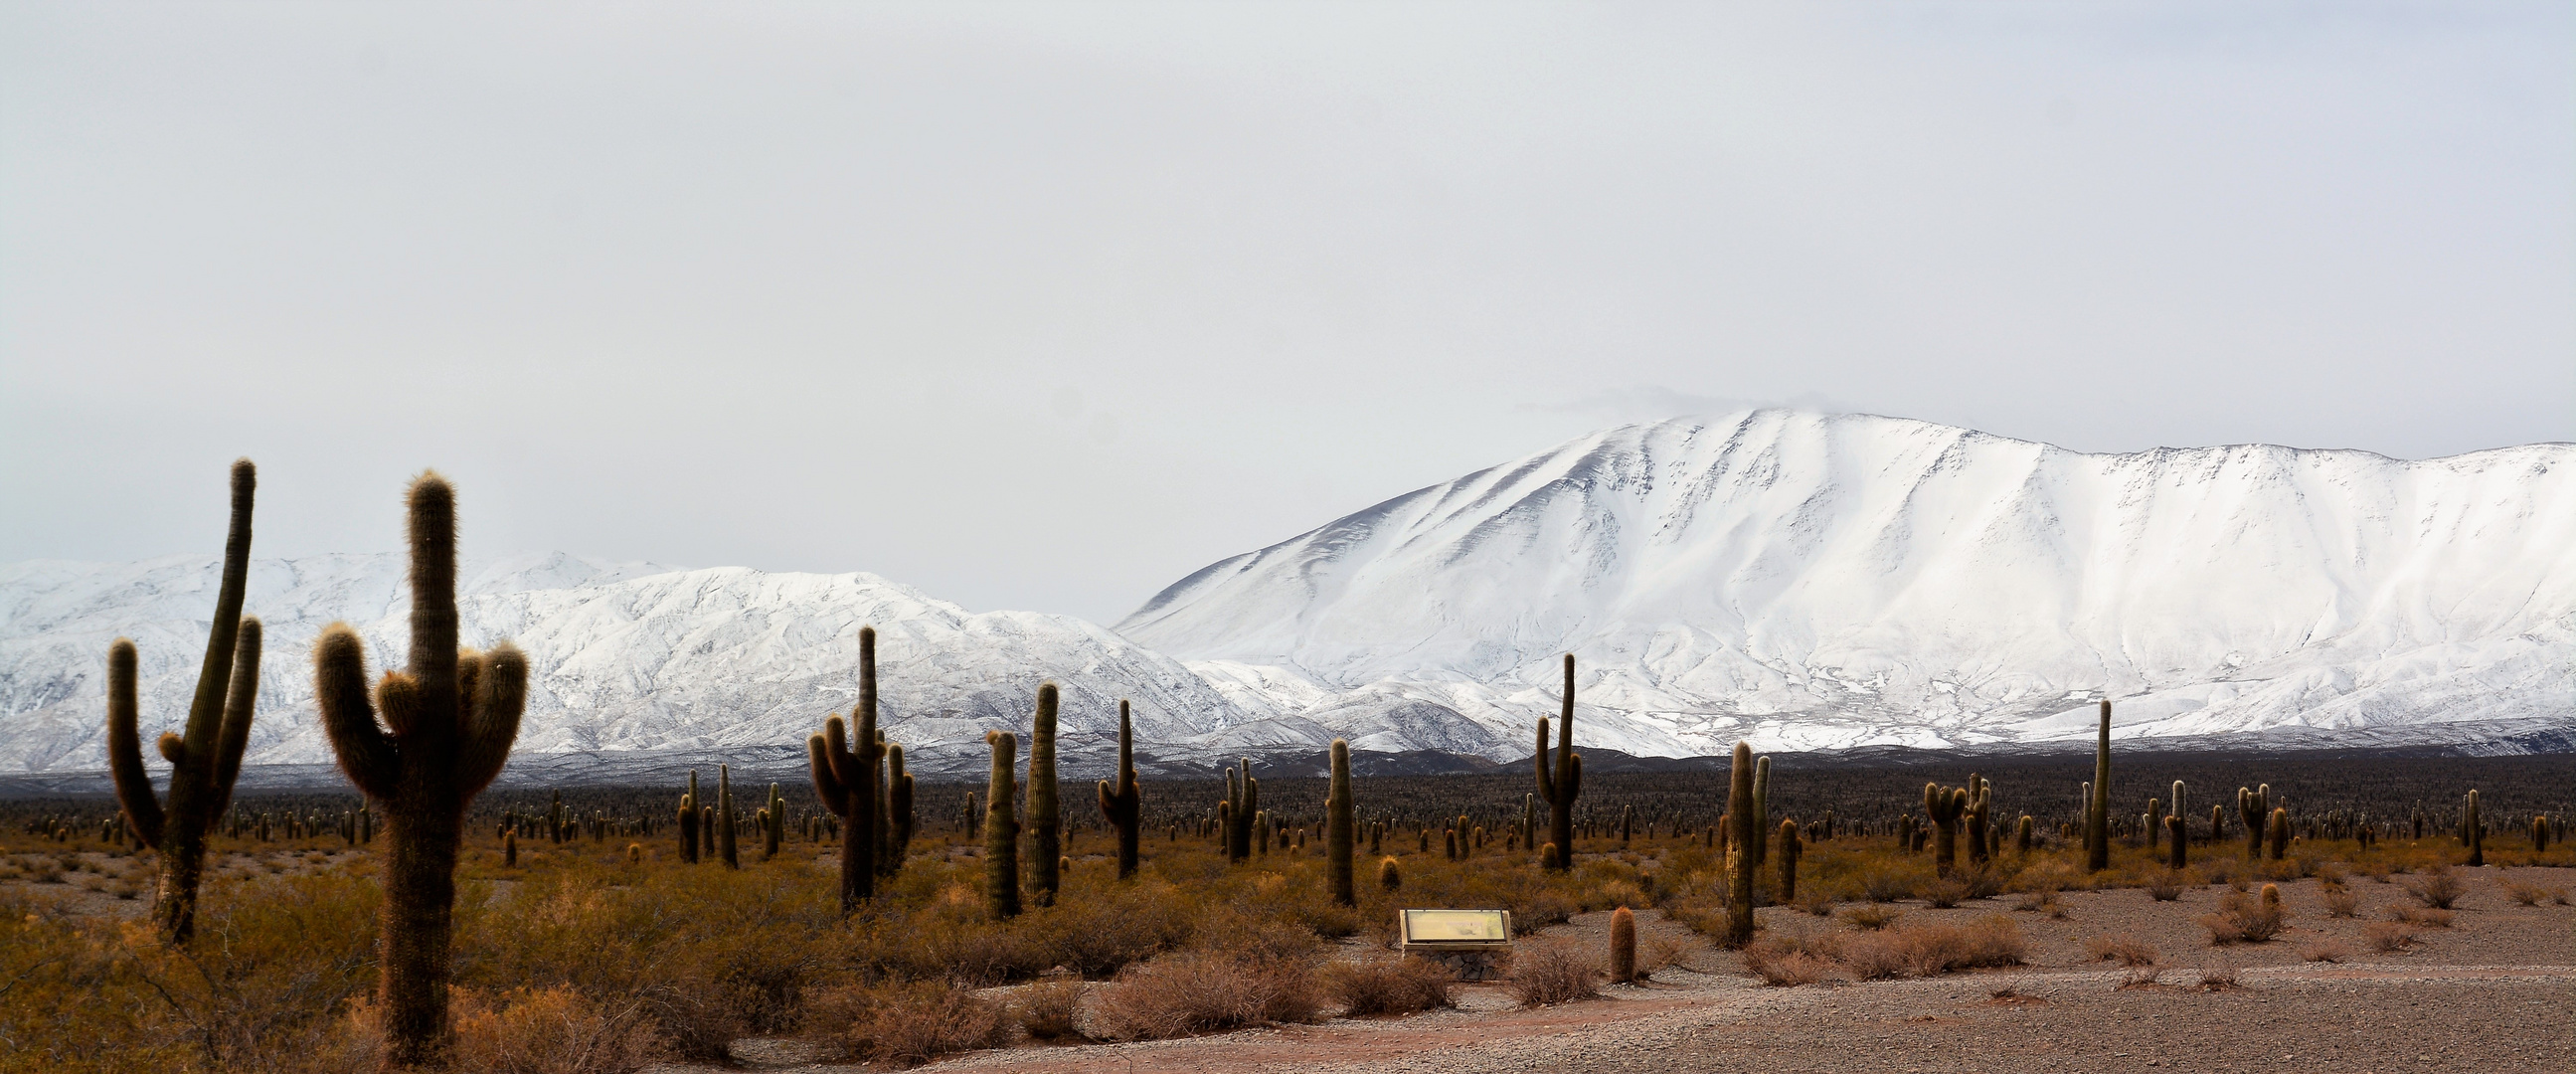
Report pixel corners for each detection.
[1378,855,1401,891]
[1609,905,1637,984]
[2268,806,2290,861]
[502,829,517,867]
[625,842,642,864]
[2015,814,2033,854]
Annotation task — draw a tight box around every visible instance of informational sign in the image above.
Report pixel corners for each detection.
[1399,908,1513,951]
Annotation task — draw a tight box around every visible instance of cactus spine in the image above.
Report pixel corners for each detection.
[106,458,261,945]
[2086,699,2112,872]
[717,765,738,868]
[2238,785,2270,861]
[1609,905,1637,984]
[1097,699,1143,880]
[1535,653,1583,871]
[1027,683,1062,907]
[315,472,527,1069]
[808,626,889,913]
[984,730,1021,919]
[1723,741,1757,946]
[1325,738,1356,906]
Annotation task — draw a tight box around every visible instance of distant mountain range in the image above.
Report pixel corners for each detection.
[4,410,2569,781]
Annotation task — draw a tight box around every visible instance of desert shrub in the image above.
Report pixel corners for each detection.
[2200,891,2285,945]
[1792,888,1837,917]
[1319,956,1455,1016]
[2297,940,2352,965]
[1740,935,1843,986]
[1922,876,1970,909]
[1860,865,1923,903]
[2405,868,2466,910]
[2314,861,2346,886]
[2388,906,2453,929]
[2194,963,2242,990]
[2362,921,2418,953]
[446,985,665,1074]
[1089,953,1320,1040]
[116,870,385,1070]
[1008,981,1089,1042]
[1827,915,2025,980]
[1839,904,1902,931]
[2499,880,2549,907]
[806,982,1011,1068]
[2146,873,2184,902]
[2322,886,2361,918]
[2010,889,2060,915]
[1503,941,1600,1006]
[2084,934,2158,969]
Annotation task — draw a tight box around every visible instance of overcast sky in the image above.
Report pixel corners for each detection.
[4,2,2569,623]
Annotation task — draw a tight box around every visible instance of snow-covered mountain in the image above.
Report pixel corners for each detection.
[1118,411,2576,758]
[5,410,2569,778]
[0,552,1319,775]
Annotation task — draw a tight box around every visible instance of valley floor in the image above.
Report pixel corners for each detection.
[663,869,2576,1074]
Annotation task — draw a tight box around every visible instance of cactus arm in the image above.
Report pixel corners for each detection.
[313,624,401,800]
[105,637,168,850]
[175,459,256,781]
[207,619,261,819]
[1534,716,1556,802]
[455,642,525,798]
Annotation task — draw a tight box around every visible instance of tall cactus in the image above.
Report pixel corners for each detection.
[984,730,1021,920]
[884,743,914,876]
[678,772,700,865]
[764,784,784,860]
[808,626,886,914]
[717,765,738,868]
[1924,783,1966,875]
[1535,653,1582,870]
[105,460,262,946]
[1325,738,1356,906]
[2238,785,2270,861]
[1748,755,1771,867]
[2268,806,2290,861]
[1098,699,1143,880]
[2165,814,2186,869]
[2086,699,2112,872]
[1777,819,1803,903]
[2463,791,2482,867]
[315,472,526,1070]
[1027,684,1062,907]
[1222,758,1257,863]
[1965,776,1991,866]
[1722,742,1758,946]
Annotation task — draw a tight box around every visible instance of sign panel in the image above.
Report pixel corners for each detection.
[1401,908,1512,947]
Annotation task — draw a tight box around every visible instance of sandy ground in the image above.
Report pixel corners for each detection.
[667,865,2576,1074]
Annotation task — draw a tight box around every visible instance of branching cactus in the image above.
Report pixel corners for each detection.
[2238,785,2271,861]
[106,458,261,945]
[1027,683,1062,907]
[1723,741,1758,947]
[1965,776,1991,865]
[1098,699,1143,880]
[315,472,526,1070]
[1325,739,1356,906]
[809,626,887,914]
[984,730,1022,920]
[1535,653,1583,871]
[1222,758,1257,863]
[2087,700,2112,872]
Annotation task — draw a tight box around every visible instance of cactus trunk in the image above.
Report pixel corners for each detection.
[984,730,1021,919]
[717,765,738,868]
[1027,684,1062,906]
[2087,700,2112,872]
[1723,741,1757,946]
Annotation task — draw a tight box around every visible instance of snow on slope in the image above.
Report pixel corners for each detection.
[1118,410,2576,757]
[0,552,1309,775]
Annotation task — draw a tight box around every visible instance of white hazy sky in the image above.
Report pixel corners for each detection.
[4,2,2570,623]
